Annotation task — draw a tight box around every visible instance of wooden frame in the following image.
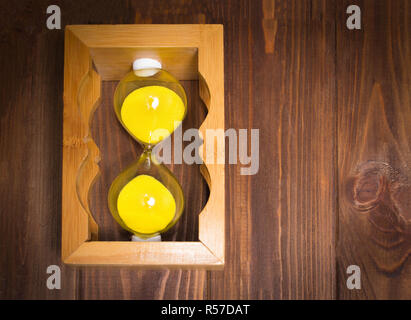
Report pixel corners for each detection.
[62,25,224,268]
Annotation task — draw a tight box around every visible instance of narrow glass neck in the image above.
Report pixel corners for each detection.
[137,146,159,173]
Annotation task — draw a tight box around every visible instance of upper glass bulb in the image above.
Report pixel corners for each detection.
[113,60,187,147]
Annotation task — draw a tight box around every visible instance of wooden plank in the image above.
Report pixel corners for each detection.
[336,0,411,299]
[0,15,77,299]
[198,25,225,263]
[64,24,224,267]
[208,0,337,299]
[68,25,202,48]
[75,13,211,299]
[62,29,94,260]
[65,242,222,268]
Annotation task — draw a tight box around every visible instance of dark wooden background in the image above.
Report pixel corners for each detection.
[0,0,409,299]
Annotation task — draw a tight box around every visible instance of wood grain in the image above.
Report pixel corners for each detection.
[1,0,409,299]
[75,68,100,241]
[90,47,198,81]
[197,25,225,262]
[336,0,411,299]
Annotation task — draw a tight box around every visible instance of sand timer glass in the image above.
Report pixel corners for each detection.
[108,58,186,241]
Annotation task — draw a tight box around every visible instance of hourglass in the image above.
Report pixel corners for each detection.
[108,58,187,241]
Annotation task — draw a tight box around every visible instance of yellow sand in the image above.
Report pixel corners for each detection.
[121,85,185,145]
[117,175,176,234]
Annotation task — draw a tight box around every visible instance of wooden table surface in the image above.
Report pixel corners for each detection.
[0,0,409,299]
